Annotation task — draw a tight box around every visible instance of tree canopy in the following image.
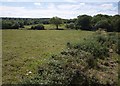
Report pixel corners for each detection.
[50,17,62,30]
[75,15,92,30]
[1,14,120,32]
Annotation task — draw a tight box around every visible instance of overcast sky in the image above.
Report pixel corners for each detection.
[0,0,119,19]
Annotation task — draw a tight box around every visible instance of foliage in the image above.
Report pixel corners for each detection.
[31,24,45,30]
[91,14,111,25]
[2,17,50,29]
[65,23,75,29]
[50,17,62,30]
[2,20,20,29]
[117,34,120,54]
[66,18,77,24]
[21,30,118,85]
[75,15,92,30]
[19,22,24,28]
[94,20,112,31]
[44,24,66,30]
[74,40,109,59]
[1,14,120,32]
[112,17,120,32]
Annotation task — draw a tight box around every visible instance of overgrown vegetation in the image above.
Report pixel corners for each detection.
[21,30,119,86]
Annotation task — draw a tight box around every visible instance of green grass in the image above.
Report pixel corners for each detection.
[22,24,66,30]
[20,24,66,30]
[2,30,93,84]
[44,24,67,30]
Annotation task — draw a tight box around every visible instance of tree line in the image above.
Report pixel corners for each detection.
[66,14,120,32]
[1,14,120,32]
[1,18,49,29]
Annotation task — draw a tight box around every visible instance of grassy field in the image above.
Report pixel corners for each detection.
[23,24,67,30]
[2,30,93,84]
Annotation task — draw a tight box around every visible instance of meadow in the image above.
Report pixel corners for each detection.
[1,8,120,86]
[2,30,93,84]
[23,24,67,30]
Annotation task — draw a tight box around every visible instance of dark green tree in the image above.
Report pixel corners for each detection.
[91,14,112,30]
[111,15,120,32]
[94,20,112,31]
[12,22,20,29]
[113,18,120,32]
[50,17,62,30]
[75,15,92,30]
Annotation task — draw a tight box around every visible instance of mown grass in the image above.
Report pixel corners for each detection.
[2,30,93,84]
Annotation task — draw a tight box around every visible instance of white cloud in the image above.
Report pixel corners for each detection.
[0,2,118,19]
[0,6,30,17]
[48,3,56,9]
[80,3,85,5]
[57,3,85,10]
[63,0,119,2]
[0,6,25,11]
[101,4,113,10]
[0,0,41,2]
[0,0,119,2]
[64,0,77,3]
[34,2,41,6]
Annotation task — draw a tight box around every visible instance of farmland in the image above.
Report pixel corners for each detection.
[2,30,93,84]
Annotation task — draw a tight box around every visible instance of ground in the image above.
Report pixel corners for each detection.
[2,30,93,84]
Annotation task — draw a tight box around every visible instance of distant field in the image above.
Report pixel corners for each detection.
[23,24,67,30]
[2,30,93,84]
[44,24,67,30]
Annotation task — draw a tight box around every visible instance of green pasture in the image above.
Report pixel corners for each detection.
[23,24,67,30]
[2,30,93,84]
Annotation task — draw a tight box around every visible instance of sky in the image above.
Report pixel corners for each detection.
[0,0,119,19]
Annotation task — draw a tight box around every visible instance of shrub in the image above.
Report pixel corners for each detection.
[19,22,24,28]
[2,21,12,29]
[21,50,93,85]
[12,23,20,29]
[75,15,92,30]
[21,30,118,86]
[117,35,120,54]
[112,16,120,32]
[94,20,112,31]
[74,40,109,59]
[31,24,45,30]
[65,23,75,29]
[2,21,20,29]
